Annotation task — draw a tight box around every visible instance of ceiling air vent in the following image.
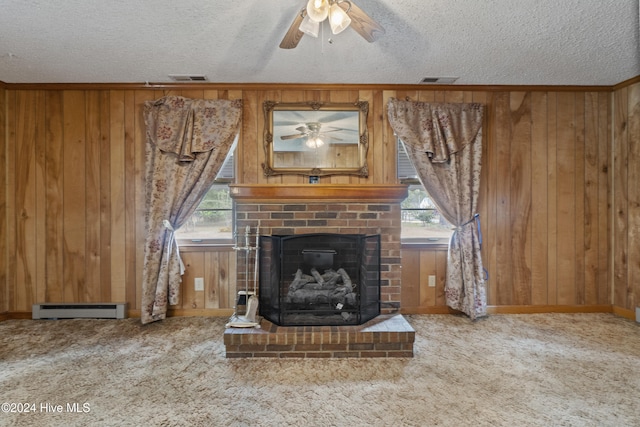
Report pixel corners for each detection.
[419,76,459,84]
[168,74,208,82]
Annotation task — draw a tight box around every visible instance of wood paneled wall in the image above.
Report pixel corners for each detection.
[395,90,612,310]
[1,84,7,314]
[1,84,619,316]
[612,81,640,314]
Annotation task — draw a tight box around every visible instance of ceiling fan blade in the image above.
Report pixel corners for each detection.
[280,133,307,140]
[339,1,385,43]
[279,8,306,49]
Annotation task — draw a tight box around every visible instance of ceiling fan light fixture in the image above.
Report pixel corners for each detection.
[305,136,325,148]
[306,0,329,22]
[299,15,320,37]
[328,2,351,34]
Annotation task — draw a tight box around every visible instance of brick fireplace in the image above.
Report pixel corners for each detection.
[230,184,407,311]
[225,184,414,358]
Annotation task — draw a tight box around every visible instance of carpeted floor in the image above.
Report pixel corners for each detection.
[1,313,639,427]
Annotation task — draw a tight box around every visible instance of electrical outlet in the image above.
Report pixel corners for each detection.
[194,277,204,291]
[428,275,436,287]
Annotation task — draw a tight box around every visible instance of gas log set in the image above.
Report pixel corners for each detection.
[259,233,381,326]
[286,267,357,320]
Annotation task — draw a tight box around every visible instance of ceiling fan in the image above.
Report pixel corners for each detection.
[279,0,385,49]
[280,122,345,148]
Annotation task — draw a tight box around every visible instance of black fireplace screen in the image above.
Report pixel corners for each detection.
[258,233,381,326]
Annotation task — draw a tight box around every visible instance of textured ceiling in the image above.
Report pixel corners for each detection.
[0,0,638,86]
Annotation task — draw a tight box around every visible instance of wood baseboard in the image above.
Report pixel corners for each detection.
[5,312,32,320]
[127,308,235,318]
[487,305,613,315]
[401,305,614,316]
[400,306,463,315]
[611,306,636,321]
[167,308,235,317]
[2,308,236,321]
[4,306,627,321]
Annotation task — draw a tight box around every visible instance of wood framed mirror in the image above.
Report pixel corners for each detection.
[262,100,369,177]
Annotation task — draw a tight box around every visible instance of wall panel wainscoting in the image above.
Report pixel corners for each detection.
[2,81,638,319]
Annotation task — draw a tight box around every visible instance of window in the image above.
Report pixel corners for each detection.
[398,139,453,242]
[175,139,236,244]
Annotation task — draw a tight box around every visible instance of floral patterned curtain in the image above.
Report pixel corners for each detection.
[387,98,487,320]
[141,96,242,324]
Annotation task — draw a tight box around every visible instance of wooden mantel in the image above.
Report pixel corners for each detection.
[229,184,408,203]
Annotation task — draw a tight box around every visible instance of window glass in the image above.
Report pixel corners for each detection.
[175,183,233,242]
[398,139,453,241]
[175,138,236,243]
[401,184,453,240]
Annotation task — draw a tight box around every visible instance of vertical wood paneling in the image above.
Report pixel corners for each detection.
[531,92,549,304]
[556,92,576,305]
[85,91,102,302]
[181,252,205,309]
[574,93,587,304]
[99,91,112,302]
[0,85,6,313]
[494,92,513,304]
[625,83,640,311]
[597,92,611,305]
[33,92,46,307]
[480,92,498,304]
[613,88,628,308]
[435,249,447,306]
[134,90,153,310]
[583,92,600,305]
[419,251,436,306]
[44,91,64,302]
[546,92,558,305]
[62,91,87,303]
[15,91,37,311]
[509,92,532,304]
[400,249,420,308]
[3,85,620,316]
[123,91,136,309]
[109,90,126,303]
[6,91,17,310]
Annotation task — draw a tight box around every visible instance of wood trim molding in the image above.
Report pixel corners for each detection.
[230,184,409,203]
[611,306,636,321]
[3,81,616,92]
[401,305,615,316]
[486,304,613,315]
[613,74,640,91]
[4,306,632,321]
[166,308,235,318]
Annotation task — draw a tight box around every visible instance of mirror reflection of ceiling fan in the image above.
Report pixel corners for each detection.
[280,122,345,148]
[279,0,385,49]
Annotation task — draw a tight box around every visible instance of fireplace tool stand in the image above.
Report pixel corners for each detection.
[226,225,261,328]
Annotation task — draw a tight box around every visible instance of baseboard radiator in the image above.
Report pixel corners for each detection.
[32,303,127,320]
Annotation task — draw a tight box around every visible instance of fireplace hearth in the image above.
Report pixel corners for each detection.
[259,233,380,326]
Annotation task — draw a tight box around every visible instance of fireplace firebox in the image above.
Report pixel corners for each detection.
[258,233,381,326]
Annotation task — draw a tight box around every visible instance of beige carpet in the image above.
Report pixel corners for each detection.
[1,313,639,427]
